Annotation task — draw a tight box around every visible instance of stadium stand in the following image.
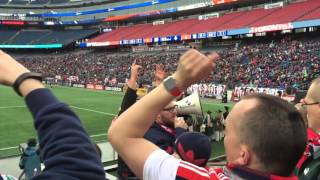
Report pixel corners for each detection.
[6,30,50,45]
[1,29,98,45]
[0,0,8,4]
[106,24,148,41]
[0,30,18,44]
[119,24,153,40]
[216,8,278,30]
[182,12,243,35]
[17,37,320,91]
[90,0,320,43]
[298,5,320,21]
[250,0,320,26]
[151,19,197,37]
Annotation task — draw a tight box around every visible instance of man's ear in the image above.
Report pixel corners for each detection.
[238,144,250,165]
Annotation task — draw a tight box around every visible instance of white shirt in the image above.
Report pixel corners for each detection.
[143,149,180,180]
[143,149,216,180]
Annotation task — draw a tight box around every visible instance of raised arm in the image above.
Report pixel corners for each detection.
[116,63,142,179]
[0,51,105,180]
[118,63,141,115]
[108,49,219,178]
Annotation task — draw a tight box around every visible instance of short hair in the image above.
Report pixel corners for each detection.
[240,94,307,176]
[27,138,37,147]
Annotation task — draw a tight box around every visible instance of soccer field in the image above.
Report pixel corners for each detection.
[0,85,233,158]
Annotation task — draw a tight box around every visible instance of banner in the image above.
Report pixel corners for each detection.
[152,35,181,43]
[105,86,122,92]
[120,39,144,45]
[264,2,283,9]
[249,23,294,33]
[86,84,105,90]
[73,84,85,88]
[95,85,104,90]
[212,0,238,5]
[198,13,219,20]
[0,21,25,25]
[86,84,95,89]
[231,86,285,102]
[177,2,209,11]
[187,84,226,99]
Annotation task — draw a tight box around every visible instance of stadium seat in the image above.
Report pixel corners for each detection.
[298,7,320,21]
[6,30,50,45]
[49,0,69,4]
[0,0,8,4]
[9,0,29,5]
[89,0,320,43]
[217,8,277,30]
[251,0,320,26]
[0,29,97,45]
[30,0,50,5]
[0,30,19,44]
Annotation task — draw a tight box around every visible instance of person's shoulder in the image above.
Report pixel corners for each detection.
[176,163,231,180]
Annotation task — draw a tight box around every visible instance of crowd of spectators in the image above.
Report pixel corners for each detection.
[17,37,320,90]
[216,37,320,90]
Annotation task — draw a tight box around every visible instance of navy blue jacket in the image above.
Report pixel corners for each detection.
[117,87,186,179]
[25,89,105,180]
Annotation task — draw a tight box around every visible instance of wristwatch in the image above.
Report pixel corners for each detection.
[13,72,43,96]
[163,76,182,97]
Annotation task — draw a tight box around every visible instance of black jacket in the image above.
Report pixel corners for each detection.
[116,87,186,179]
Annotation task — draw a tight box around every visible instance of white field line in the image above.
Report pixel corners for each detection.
[0,105,112,151]
[70,106,116,116]
[0,133,107,151]
[90,133,107,138]
[0,146,17,151]
[0,105,116,116]
[0,106,25,109]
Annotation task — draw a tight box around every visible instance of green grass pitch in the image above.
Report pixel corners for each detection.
[0,85,232,158]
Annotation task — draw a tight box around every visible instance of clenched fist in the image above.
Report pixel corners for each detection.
[172,49,219,91]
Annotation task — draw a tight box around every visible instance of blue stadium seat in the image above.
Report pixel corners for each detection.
[49,0,69,4]
[9,0,29,5]
[38,29,97,45]
[6,30,50,45]
[1,29,98,46]
[30,0,49,4]
[0,0,8,4]
[0,30,18,44]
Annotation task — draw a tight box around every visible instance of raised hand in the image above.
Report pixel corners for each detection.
[155,64,166,86]
[172,49,219,91]
[130,62,142,81]
[128,62,142,89]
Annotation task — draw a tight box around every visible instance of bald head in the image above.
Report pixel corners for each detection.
[304,77,320,131]
[229,98,259,134]
[306,78,320,102]
[236,94,307,176]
